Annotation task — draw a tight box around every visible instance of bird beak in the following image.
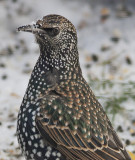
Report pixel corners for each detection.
[17,24,41,34]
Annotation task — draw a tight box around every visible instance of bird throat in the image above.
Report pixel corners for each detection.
[38,41,80,75]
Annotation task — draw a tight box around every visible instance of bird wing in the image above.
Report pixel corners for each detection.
[35,89,131,160]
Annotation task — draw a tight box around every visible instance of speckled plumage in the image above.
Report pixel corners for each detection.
[17,14,131,160]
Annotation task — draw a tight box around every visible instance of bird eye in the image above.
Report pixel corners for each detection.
[43,28,60,37]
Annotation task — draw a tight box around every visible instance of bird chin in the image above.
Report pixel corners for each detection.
[35,35,46,44]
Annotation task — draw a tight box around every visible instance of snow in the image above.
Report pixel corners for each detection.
[0,0,135,159]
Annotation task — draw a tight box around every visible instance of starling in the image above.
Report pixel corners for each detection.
[17,14,131,160]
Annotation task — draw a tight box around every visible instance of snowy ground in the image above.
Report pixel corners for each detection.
[0,0,135,159]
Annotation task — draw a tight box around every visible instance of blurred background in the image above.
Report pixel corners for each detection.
[0,0,135,159]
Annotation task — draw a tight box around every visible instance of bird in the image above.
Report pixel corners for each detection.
[17,14,131,160]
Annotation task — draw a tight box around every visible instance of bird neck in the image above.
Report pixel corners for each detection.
[37,54,82,77]
[38,44,81,76]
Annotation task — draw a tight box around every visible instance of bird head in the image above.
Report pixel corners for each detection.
[18,14,79,70]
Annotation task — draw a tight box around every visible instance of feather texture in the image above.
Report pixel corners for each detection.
[35,71,131,160]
